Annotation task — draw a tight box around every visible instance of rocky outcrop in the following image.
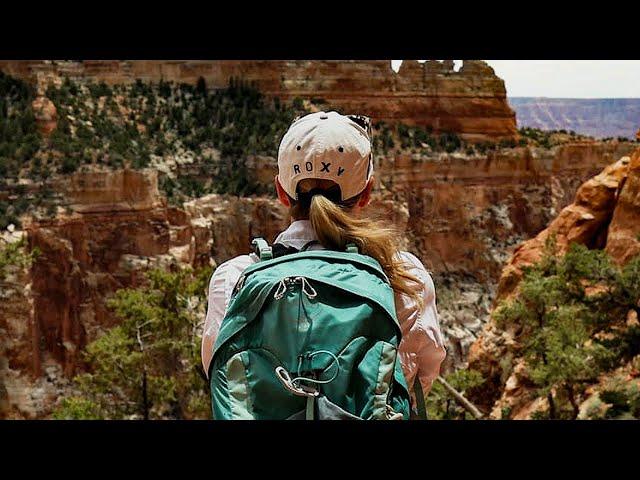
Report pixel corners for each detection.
[377,141,636,282]
[1,169,295,418]
[184,194,288,268]
[23,170,171,381]
[0,60,517,142]
[31,95,57,136]
[605,148,640,264]
[495,155,630,300]
[469,145,640,418]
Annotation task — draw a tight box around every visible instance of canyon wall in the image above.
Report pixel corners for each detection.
[0,60,517,142]
[468,146,640,419]
[3,140,637,417]
[376,141,635,280]
[0,168,293,418]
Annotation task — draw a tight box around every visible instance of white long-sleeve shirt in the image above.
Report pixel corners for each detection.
[201,220,446,399]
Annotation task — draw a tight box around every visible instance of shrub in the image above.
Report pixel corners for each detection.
[495,239,640,419]
[52,267,213,420]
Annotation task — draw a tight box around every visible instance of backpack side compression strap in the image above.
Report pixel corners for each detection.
[413,377,428,420]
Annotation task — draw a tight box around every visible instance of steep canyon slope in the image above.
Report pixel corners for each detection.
[0,62,638,418]
[469,146,640,419]
[0,60,517,142]
[2,139,637,418]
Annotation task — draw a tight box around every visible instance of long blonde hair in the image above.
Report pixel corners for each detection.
[290,182,424,309]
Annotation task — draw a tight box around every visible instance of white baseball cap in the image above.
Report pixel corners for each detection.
[277,111,373,202]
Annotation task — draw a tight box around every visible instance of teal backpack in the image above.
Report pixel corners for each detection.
[209,238,412,420]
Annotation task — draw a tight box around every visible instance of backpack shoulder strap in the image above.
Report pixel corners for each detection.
[251,237,273,262]
[300,240,320,252]
[345,243,359,254]
[271,240,320,259]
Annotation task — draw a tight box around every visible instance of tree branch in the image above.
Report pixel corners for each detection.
[436,375,485,420]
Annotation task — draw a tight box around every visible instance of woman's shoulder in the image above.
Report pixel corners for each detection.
[397,251,434,279]
[397,250,436,298]
[209,254,257,283]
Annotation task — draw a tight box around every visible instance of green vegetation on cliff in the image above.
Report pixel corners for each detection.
[0,71,39,179]
[44,76,304,202]
[494,238,640,419]
[374,122,470,155]
[53,266,213,420]
[0,236,38,282]
[518,126,593,148]
[425,369,485,420]
[0,73,308,211]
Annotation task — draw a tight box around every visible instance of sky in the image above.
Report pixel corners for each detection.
[390,60,640,98]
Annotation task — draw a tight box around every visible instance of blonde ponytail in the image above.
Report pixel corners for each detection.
[308,194,424,309]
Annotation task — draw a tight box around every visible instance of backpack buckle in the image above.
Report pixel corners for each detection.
[345,243,359,254]
[252,238,273,261]
[275,367,319,398]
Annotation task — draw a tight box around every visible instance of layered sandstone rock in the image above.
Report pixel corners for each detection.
[495,155,630,300]
[184,194,288,268]
[376,141,635,282]
[2,168,299,417]
[469,146,640,418]
[605,148,640,264]
[0,60,517,142]
[24,170,172,381]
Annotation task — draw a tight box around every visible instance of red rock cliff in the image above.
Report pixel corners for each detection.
[2,139,637,418]
[0,60,517,142]
[468,146,640,418]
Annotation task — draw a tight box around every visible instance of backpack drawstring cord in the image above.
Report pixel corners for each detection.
[275,350,339,394]
[275,350,339,421]
[273,277,318,300]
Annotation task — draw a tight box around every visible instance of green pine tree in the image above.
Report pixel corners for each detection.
[495,238,639,419]
[53,266,213,420]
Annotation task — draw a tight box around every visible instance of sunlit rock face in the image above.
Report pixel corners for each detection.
[5,139,635,419]
[0,60,517,142]
[377,142,635,281]
[468,146,640,419]
[605,148,640,265]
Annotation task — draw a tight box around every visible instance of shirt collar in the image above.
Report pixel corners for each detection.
[273,220,319,250]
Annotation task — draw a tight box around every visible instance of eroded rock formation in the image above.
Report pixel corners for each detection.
[31,95,57,136]
[468,146,640,418]
[495,155,630,301]
[0,170,291,418]
[605,148,640,264]
[377,142,635,281]
[0,60,517,142]
[3,138,636,418]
